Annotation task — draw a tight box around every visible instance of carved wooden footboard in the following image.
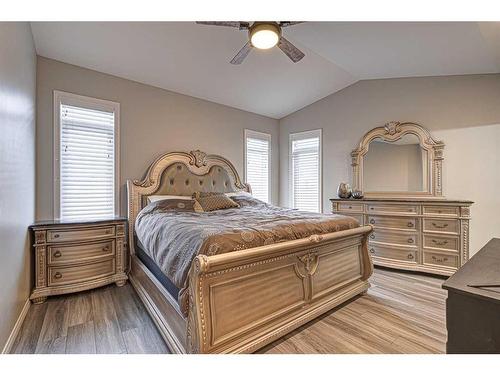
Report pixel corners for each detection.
[187,226,373,353]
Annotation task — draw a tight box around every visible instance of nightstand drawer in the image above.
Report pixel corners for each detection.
[48,259,116,286]
[48,240,115,265]
[47,226,115,242]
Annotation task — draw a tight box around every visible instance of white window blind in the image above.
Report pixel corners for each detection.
[290,130,322,212]
[55,92,119,220]
[245,129,271,203]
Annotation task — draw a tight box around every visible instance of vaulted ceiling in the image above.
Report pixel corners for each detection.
[30,22,500,119]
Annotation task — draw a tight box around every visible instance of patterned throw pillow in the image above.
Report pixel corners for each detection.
[192,192,239,212]
[155,198,196,212]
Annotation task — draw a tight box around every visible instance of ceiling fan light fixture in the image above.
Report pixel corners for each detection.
[250,23,280,50]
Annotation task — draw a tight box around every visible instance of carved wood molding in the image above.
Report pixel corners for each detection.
[351,121,445,198]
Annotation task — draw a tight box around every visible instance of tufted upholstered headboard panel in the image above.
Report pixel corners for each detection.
[127,150,251,253]
[156,162,239,196]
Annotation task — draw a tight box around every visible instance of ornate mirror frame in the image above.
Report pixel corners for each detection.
[351,121,445,198]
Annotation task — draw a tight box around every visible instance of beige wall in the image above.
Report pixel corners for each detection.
[36,57,280,220]
[0,23,36,349]
[279,74,500,255]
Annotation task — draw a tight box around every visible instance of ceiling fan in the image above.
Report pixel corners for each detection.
[196,21,305,64]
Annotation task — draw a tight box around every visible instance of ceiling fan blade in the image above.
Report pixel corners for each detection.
[278,36,305,63]
[196,21,250,30]
[279,21,305,27]
[230,42,253,65]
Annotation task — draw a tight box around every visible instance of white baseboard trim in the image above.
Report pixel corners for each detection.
[1,299,31,354]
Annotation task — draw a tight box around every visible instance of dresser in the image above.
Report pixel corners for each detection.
[29,218,128,304]
[331,198,472,276]
[340,121,474,276]
[443,238,500,353]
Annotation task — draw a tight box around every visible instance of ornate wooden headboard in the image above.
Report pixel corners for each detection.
[126,150,251,252]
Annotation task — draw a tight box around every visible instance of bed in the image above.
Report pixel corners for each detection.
[127,150,373,353]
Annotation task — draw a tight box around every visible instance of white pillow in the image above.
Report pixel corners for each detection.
[147,195,192,204]
[225,191,252,198]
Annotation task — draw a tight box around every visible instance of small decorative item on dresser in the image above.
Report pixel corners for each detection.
[29,217,128,304]
[352,189,364,199]
[337,182,352,199]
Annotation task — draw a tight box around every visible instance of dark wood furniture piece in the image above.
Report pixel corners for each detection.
[443,238,500,353]
[29,217,128,304]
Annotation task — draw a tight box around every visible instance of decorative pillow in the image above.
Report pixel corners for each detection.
[192,192,239,212]
[154,198,196,212]
[147,194,192,204]
[225,191,252,198]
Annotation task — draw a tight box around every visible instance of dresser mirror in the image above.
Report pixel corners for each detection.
[351,121,444,198]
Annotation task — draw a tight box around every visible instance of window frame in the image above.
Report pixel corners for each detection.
[244,129,272,203]
[289,129,323,212]
[53,90,120,220]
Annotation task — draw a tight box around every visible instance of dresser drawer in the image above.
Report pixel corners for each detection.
[335,212,363,224]
[367,204,418,215]
[369,229,417,247]
[48,259,116,286]
[369,244,417,263]
[423,218,459,235]
[337,202,364,213]
[423,234,459,252]
[423,251,459,269]
[367,216,417,231]
[47,226,115,242]
[423,205,459,217]
[48,240,115,265]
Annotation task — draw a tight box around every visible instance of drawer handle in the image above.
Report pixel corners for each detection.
[53,251,62,258]
[369,248,375,254]
[407,222,414,228]
[103,245,110,252]
[431,222,449,229]
[407,254,414,260]
[432,239,448,246]
[431,255,448,263]
[370,207,374,210]
[407,238,414,244]
[370,234,375,239]
[369,219,375,224]
[53,234,60,238]
[54,272,63,279]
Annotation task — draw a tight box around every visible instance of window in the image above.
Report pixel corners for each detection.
[54,91,120,220]
[244,129,271,203]
[289,129,322,212]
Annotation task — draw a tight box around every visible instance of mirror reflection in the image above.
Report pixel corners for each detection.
[363,134,428,192]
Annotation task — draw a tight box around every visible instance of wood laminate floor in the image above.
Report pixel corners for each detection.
[11,267,447,354]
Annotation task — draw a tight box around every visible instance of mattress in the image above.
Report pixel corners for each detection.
[134,193,359,315]
[135,236,180,299]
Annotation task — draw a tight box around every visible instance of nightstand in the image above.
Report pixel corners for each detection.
[29,217,128,304]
